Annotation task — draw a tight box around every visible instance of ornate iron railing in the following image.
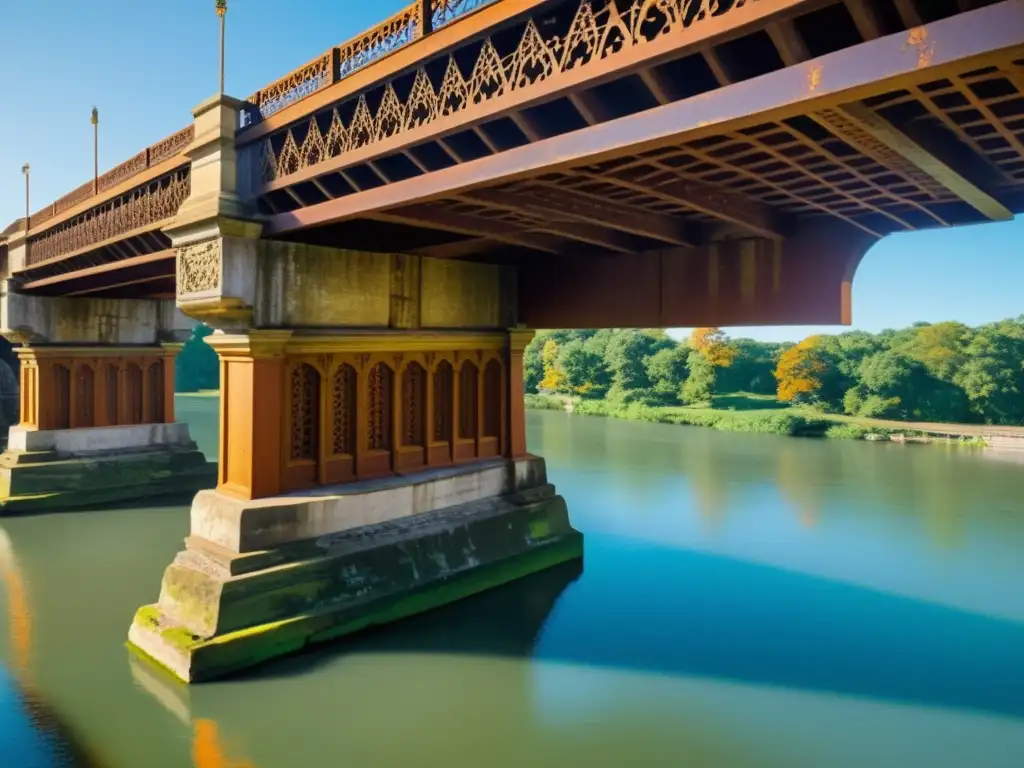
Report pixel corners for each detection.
[27,126,194,231]
[241,0,500,127]
[256,0,756,185]
[26,168,190,268]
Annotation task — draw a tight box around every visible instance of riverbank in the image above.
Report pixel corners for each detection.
[175,389,220,398]
[524,393,1018,447]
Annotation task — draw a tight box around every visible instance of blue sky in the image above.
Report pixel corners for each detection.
[2,0,1020,344]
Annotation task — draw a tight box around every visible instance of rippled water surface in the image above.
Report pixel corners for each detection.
[1,397,1022,767]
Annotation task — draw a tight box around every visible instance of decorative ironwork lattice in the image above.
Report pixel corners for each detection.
[367,362,393,451]
[432,0,498,29]
[126,364,144,425]
[483,359,502,438]
[148,361,164,424]
[458,361,478,440]
[29,126,194,231]
[105,364,119,425]
[54,364,71,430]
[339,6,421,81]
[433,360,453,443]
[177,239,222,296]
[241,1,504,126]
[401,362,427,447]
[98,151,148,195]
[291,364,320,461]
[332,364,357,454]
[27,168,190,266]
[260,0,753,183]
[76,365,96,428]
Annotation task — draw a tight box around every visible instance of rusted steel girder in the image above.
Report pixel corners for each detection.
[264,0,1024,236]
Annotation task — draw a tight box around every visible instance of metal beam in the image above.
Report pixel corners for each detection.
[265,2,1024,236]
[19,249,176,290]
[576,170,792,239]
[834,102,1013,221]
[460,186,698,246]
[367,206,565,254]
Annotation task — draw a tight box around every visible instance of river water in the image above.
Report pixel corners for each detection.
[1,396,1023,767]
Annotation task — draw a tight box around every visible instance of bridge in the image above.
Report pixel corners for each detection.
[0,0,1021,682]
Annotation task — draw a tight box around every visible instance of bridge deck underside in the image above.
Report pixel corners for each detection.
[257,0,1024,265]
[13,0,1024,298]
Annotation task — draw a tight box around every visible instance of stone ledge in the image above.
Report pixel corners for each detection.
[192,455,550,553]
[0,421,215,514]
[9,422,195,456]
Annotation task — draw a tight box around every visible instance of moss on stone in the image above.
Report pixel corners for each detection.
[129,532,583,683]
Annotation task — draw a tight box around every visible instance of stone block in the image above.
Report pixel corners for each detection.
[0,423,216,514]
[127,458,583,683]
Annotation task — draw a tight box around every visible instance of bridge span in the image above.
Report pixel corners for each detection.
[0,0,1020,683]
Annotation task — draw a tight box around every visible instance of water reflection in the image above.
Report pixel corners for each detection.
[0,529,98,767]
[126,561,583,768]
[2,400,1023,768]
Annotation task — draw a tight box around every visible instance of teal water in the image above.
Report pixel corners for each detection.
[1,396,1023,767]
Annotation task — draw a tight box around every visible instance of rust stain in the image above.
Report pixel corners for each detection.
[903,27,936,69]
[807,64,823,93]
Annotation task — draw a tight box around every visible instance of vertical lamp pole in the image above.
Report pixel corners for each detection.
[20,164,30,225]
[21,163,30,261]
[216,0,227,94]
[91,107,99,194]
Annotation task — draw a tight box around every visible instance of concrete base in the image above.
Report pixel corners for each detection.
[127,457,583,683]
[0,423,216,514]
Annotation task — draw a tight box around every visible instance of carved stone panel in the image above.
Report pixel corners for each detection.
[177,239,222,298]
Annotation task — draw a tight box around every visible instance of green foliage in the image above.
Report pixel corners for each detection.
[645,346,688,403]
[519,316,1024,429]
[523,393,567,411]
[681,350,715,406]
[175,324,219,393]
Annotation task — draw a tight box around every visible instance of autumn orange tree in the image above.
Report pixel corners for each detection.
[681,328,737,405]
[774,335,828,402]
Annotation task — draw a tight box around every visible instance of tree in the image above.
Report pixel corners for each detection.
[176,324,220,392]
[538,338,565,392]
[681,350,715,405]
[689,328,738,368]
[603,330,657,391]
[522,331,550,393]
[774,335,829,403]
[559,339,608,397]
[645,345,688,403]
[899,321,972,382]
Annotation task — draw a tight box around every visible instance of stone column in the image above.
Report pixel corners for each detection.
[204,330,291,501]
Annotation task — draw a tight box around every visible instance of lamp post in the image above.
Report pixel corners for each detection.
[20,164,30,226]
[216,0,227,94]
[91,107,99,193]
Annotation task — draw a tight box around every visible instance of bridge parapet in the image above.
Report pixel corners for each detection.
[240,0,499,127]
[26,126,194,233]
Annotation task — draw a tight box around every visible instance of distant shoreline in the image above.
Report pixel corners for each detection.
[524,393,1021,448]
[175,390,220,398]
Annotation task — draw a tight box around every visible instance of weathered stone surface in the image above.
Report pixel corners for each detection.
[0,426,216,514]
[128,459,582,683]
[190,456,549,553]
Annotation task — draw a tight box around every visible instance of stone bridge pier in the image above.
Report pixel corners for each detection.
[126,95,582,682]
[0,285,214,511]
